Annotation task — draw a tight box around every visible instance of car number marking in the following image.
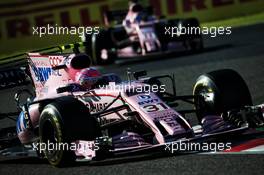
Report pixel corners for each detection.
[142,103,168,113]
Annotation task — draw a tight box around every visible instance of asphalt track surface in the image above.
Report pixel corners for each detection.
[1,23,264,175]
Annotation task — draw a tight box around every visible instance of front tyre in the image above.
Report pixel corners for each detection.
[39,97,101,167]
[182,18,203,52]
[193,69,252,122]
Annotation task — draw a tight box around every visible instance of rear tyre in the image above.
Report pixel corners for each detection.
[91,29,115,65]
[182,18,203,52]
[39,96,101,167]
[193,69,252,122]
[188,35,203,52]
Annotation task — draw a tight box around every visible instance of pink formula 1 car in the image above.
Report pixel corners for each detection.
[83,6,203,65]
[1,53,264,167]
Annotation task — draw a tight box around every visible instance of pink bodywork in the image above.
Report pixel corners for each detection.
[118,20,161,57]
[18,53,193,158]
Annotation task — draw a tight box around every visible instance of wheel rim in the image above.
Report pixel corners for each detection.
[41,118,61,159]
[195,85,217,118]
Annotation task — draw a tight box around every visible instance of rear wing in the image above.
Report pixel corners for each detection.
[0,42,86,68]
[0,42,88,97]
[104,6,154,26]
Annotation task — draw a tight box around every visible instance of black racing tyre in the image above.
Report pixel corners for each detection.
[39,96,101,167]
[111,26,129,43]
[154,21,169,51]
[83,33,93,58]
[166,18,203,51]
[91,29,115,65]
[188,35,204,52]
[178,18,201,39]
[193,69,252,122]
[182,18,203,52]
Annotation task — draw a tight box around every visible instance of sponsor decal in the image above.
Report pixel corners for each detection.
[90,102,108,113]
[30,56,63,83]
[31,65,62,83]
[81,96,108,113]
[137,94,161,106]
[49,56,63,67]
[138,99,159,106]
[137,94,151,100]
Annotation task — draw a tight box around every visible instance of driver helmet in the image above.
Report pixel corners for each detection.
[76,68,102,89]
